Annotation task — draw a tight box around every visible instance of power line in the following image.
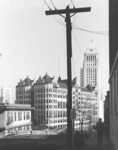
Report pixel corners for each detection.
[73,25,108,34]
[71,13,76,24]
[50,0,56,10]
[70,0,75,8]
[44,0,51,10]
[48,0,66,25]
[52,15,65,26]
[44,1,108,36]
[49,15,108,36]
[58,15,65,25]
[50,0,65,18]
[73,25,108,36]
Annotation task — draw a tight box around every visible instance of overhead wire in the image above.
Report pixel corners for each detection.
[50,0,56,10]
[47,0,76,78]
[57,15,66,26]
[48,17,108,36]
[44,0,108,36]
[50,0,65,18]
[52,15,65,26]
[73,25,108,36]
[49,0,65,25]
[73,25,108,35]
[44,0,108,81]
[69,0,75,8]
[71,13,76,24]
[44,0,51,10]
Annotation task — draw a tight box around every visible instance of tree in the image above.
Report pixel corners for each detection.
[76,91,98,132]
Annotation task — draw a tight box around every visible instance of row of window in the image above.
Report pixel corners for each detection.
[7,125,31,135]
[17,95,30,99]
[35,105,57,109]
[86,55,97,61]
[7,111,30,125]
[87,63,96,66]
[35,110,67,118]
[35,94,67,99]
[34,88,66,94]
[17,87,67,96]
[87,73,96,76]
[35,104,67,109]
[58,101,67,108]
[35,99,57,104]
[16,100,30,104]
[16,90,31,94]
[37,118,67,125]
[16,89,96,100]
[86,68,97,72]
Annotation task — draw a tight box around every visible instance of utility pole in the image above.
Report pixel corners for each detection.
[45,5,91,147]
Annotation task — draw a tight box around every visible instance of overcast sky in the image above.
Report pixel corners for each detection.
[0,0,109,102]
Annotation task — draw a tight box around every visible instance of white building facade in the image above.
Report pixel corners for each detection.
[81,47,99,89]
[0,87,12,104]
[15,76,34,105]
[73,86,99,130]
[0,103,32,137]
[33,74,67,129]
[80,42,104,119]
[15,73,98,131]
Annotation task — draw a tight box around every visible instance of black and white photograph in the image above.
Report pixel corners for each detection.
[0,0,117,150]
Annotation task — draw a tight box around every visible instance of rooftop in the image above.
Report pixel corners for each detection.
[0,103,34,110]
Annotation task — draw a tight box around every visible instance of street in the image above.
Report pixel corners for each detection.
[0,130,114,150]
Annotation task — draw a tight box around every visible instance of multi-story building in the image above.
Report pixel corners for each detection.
[73,85,99,131]
[15,76,34,105]
[80,41,105,120]
[80,42,99,89]
[15,73,98,131]
[0,87,12,104]
[109,0,118,149]
[0,103,33,137]
[109,52,118,150]
[33,74,67,129]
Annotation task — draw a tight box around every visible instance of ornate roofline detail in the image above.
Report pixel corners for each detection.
[16,76,34,87]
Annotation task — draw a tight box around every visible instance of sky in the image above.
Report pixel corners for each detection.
[0,0,109,102]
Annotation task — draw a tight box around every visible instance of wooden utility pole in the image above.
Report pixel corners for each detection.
[45,5,91,146]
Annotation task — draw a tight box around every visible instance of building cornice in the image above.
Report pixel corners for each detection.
[0,103,34,110]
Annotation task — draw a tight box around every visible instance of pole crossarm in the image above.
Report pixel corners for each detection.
[45,7,91,16]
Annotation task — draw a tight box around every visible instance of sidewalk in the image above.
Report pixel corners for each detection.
[60,132,113,150]
[0,131,114,150]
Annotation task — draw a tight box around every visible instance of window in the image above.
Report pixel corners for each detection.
[24,112,25,120]
[14,112,16,121]
[18,112,22,121]
[26,112,30,119]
